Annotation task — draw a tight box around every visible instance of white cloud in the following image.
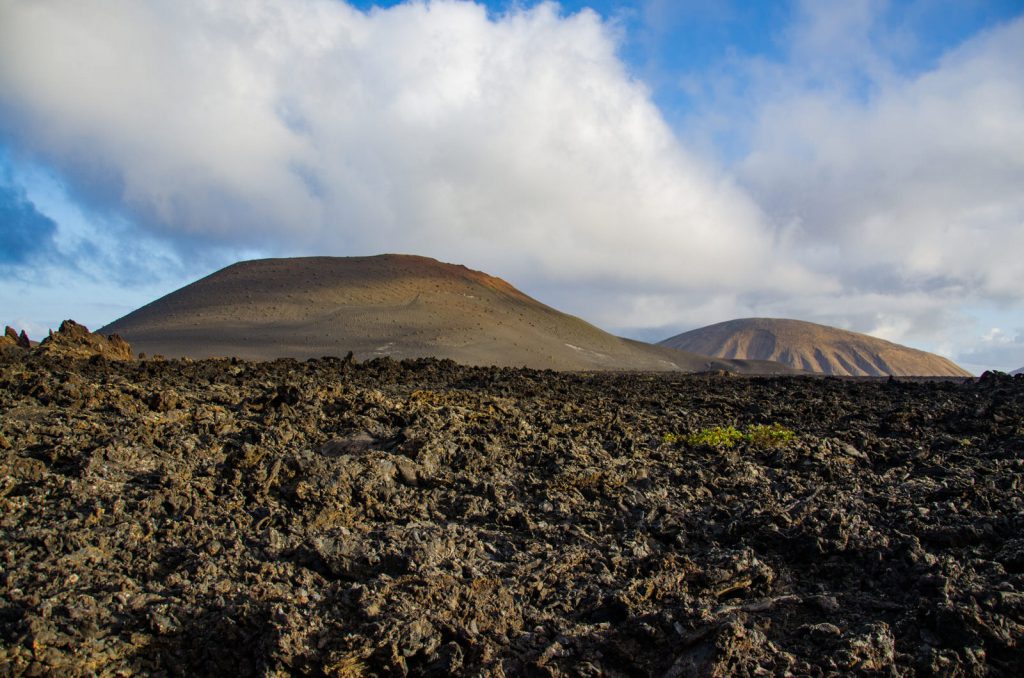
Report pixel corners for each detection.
[0,0,811,308]
[784,0,892,84]
[955,326,1024,373]
[0,0,1021,368]
[741,15,1024,299]
[721,12,1024,358]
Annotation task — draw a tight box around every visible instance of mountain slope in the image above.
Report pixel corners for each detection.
[660,317,971,377]
[1012,367,1024,376]
[100,255,792,373]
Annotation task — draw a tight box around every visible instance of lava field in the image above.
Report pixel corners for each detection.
[1,349,1023,675]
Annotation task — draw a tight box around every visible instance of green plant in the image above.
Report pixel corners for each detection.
[686,425,746,449]
[663,423,797,449]
[745,423,796,448]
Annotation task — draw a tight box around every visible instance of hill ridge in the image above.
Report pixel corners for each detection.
[101,255,793,373]
[660,317,970,377]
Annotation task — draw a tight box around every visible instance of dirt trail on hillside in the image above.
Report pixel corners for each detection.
[1,352,1022,675]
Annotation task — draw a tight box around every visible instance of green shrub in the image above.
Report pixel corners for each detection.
[745,423,796,448]
[686,425,746,449]
[663,423,796,449]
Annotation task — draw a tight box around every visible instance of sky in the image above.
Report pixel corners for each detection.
[1,0,1022,374]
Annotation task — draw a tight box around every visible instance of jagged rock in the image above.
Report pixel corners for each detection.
[2,326,30,351]
[0,354,1021,675]
[35,319,133,360]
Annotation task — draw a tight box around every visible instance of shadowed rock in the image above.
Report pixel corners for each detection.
[2,326,30,350]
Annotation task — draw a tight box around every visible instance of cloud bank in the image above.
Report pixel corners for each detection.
[957,327,1024,374]
[741,9,1024,302]
[0,0,801,294]
[729,5,1024,354]
[0,0,1022,368]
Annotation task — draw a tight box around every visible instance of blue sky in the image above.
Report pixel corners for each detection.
[1,0,1023,372]
[350,1,1024,119]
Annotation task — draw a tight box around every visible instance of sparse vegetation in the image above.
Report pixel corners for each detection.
[745,423,797,447]
[663,423,797,449]
[671,425,746,449]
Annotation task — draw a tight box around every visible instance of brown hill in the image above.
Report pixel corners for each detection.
[100,255,793,373]
[660,317,971,377]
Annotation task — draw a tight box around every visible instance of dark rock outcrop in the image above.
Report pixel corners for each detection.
[35,319,133,360]
[2,326,30,350]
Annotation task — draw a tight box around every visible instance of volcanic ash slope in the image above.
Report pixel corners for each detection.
[100,255,788,373]
[660,317,972,377]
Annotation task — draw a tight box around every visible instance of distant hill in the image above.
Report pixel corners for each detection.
[660,317,971,377]
[100,255,793,373]
[1012,367,1024,376]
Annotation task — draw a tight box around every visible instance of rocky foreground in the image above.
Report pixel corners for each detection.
[1,330,1023,675]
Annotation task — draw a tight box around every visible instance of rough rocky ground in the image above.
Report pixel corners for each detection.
[1,342,1023,674]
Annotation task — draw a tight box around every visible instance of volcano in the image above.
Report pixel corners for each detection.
[101,255,793,373]
[660,317,970,377]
